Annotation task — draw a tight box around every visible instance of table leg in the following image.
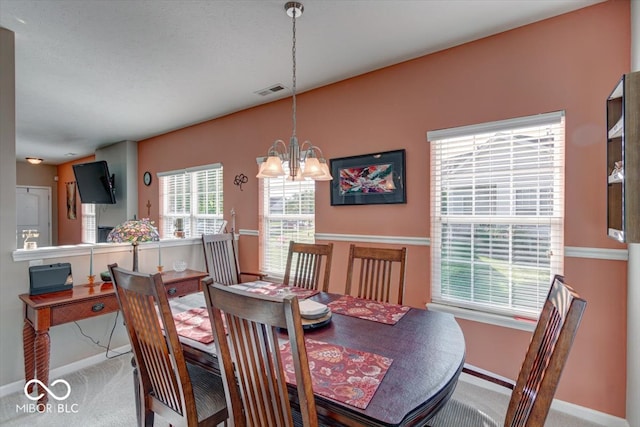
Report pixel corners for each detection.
[22,321,35,394]
[34,330,50,405]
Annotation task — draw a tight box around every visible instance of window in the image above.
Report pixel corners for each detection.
[260,170,315,278]
[428,111,564,319]
[158,164,224,238]
[81,203,96,243]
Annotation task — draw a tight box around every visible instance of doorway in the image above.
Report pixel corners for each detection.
[16,186,52,249]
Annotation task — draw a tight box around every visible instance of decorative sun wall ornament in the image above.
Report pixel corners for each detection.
[234,173,248,191]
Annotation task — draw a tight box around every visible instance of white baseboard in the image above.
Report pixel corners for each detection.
[460,369,629,427]
[0,344,131,399]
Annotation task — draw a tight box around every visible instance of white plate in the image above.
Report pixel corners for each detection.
[301,307,330,320]
[299,300,329,319]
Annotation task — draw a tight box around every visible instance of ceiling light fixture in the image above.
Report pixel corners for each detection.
[256,2,332,181]
[26,157,43,165]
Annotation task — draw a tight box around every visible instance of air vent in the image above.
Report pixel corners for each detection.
[255,84,286,97]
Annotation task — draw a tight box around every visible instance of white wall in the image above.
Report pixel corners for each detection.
[95,140,139,228]
[633,0,639,71]
[627,2,639,426]
[0,27,23,391]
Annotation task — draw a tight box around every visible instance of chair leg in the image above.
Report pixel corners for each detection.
[131,356,143,427]
[131,356,154,427]
[142,408,154,427]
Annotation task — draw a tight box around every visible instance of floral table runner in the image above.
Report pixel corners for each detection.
[171,281,319,344]
[231,281,320,299]
[327,295,411,325]
[172,307,214,344]
[280,338,392,410]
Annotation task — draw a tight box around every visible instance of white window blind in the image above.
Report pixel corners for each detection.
[81,203,96,243]
[428,111,565,319]
[158,164,224,238]
[261,169,315,278]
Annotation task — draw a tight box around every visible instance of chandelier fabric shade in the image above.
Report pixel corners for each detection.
[256,2,332,182]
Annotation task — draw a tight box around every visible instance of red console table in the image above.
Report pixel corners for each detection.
[19,269,207,404]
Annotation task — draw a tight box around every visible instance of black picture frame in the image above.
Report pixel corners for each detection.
[330,149,406,206]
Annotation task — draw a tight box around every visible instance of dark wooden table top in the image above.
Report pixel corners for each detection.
[179,291,465,427]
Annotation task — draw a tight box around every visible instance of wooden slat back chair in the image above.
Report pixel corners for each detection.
[202,233,264,286]
[202,233,240,286]
[108,264,228,427]
[428,275,587,427]
[203,282,318,427]
[344,244,407,304]
[283,241,334,292]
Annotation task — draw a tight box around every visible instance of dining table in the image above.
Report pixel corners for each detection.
[169,282,466,427]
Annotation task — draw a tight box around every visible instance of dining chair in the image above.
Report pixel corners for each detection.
[427,275,587,427]
[203,282,318,427]
[202,232,264,286]
[344,244,407,304]
[283,241,334,292]
[108,263,228,427]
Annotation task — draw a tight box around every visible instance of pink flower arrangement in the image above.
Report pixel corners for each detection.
[107,218,159,244]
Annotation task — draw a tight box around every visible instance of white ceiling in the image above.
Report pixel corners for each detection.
[1,0,603,165]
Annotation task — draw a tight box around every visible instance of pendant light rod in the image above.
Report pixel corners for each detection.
[256,2,333,182]
[286,2,302,138]
[288,1,300,178]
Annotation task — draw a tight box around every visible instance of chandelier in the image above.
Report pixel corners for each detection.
[256,2,332,181]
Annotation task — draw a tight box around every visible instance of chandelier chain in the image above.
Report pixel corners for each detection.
[291,7,297,138]
[256,2,332,181]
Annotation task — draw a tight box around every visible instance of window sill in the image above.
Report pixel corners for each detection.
[260,273,284,283]
[12,237,201,263]
[426,303,536,332]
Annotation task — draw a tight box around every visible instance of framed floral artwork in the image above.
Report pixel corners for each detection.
[330,149,406,206]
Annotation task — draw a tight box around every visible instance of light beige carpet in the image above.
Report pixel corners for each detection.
[443,379,606,427]
[0,355,606,427]
[0,355,140,427]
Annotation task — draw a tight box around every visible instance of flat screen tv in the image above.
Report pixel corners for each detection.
[72,161,116,204]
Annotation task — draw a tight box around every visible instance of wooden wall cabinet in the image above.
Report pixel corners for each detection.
[607,71,640,243]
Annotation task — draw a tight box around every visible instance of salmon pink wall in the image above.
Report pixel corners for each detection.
[57,155,94,245]
[137,1,630,417]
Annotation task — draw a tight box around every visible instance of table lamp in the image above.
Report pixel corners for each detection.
[107,218,159,271]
